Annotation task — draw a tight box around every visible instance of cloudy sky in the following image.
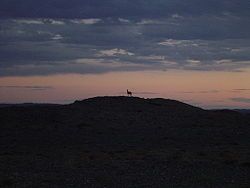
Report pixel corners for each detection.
[0,0,250,108]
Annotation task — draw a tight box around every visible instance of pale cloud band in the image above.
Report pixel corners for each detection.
[0,7,250,76]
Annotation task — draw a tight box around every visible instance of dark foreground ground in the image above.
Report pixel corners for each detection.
[1,96,250,187]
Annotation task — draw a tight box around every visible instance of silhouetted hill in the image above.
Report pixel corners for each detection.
[1,96,250,187]
[234,109,250,114]
[0,103,60,108]
[73,96,204,115]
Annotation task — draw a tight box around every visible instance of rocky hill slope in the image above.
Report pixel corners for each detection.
[1,96,250,187]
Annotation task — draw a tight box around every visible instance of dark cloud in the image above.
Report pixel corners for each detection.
[230,88,250,93]
[0,0,250,19]
[181,90,220,94]
[0,1,250,76]
[231,97,250,103]
[182,89,250,94]
[232,89,250,91]
[0,85,54,90]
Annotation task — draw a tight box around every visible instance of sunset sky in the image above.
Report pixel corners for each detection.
[0,0,250,108]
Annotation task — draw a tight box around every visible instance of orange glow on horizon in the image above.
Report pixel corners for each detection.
[0,69,250,109]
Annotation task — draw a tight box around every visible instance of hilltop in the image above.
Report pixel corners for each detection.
[1,96,250,187]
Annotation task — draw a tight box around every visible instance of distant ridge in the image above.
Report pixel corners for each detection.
[0,103,60,108]
[234,109,250,114]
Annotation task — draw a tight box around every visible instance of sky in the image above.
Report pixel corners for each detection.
[0,0,250,108]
